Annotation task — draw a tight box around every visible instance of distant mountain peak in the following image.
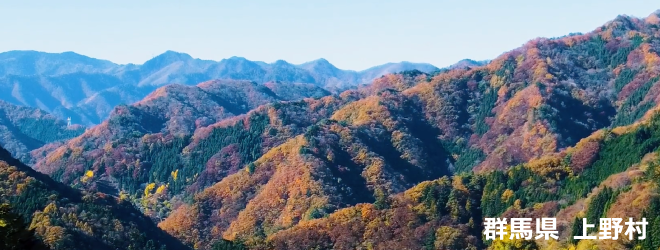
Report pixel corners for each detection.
[227,56,248,61]
[379,61,435,67]
[141,50,194,70]
[155,50,193,61]
[299,58,339,70]
[457,58,478,63]
[311,58,330,64]
[60,51,84,56]
[448,58,489,69]
[273,59,290,65]
[360,61,438,72]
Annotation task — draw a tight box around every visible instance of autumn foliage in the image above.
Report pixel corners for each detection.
[10,9,660,250]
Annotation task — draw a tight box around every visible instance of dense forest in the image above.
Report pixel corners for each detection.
[1,9,660,250]
[0,144,195,249]
[0,100,85,163]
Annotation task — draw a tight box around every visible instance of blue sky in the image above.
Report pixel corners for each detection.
[0,0,657,70]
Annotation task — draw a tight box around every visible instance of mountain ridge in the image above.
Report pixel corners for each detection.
[0,50,439,125]
[0,50,439,78]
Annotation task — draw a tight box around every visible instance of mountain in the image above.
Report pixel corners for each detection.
[0,100,84,163]
[0,50,438,125]
[265,103,660,250]
[356,61,439,85]
[31,79,337,202]
[0,50,116,76]
[447,58,490,70]
[25,9,660,250]
[158,90,455,248]
[0,144,194,250]
[0,73,144,125]
[298,58,352,87]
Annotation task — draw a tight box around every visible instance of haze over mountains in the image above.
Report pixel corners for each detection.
[12,9,660,250]
[3,8,660,250]
[0,50,439,125]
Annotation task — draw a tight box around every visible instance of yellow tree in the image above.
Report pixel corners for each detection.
[490,225,538,250]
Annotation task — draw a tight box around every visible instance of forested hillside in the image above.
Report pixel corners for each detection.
[264,109,660,250]
[0,144,195,250]
[0,100,84,163]
[21,9,660,250]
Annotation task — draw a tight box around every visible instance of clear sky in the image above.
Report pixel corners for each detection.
[0,0,658,70]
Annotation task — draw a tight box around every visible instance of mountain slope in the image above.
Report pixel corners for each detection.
[31,80,344,220]
[0,73,144,125]
[0,100,84,162]
[0,144,193,250]
[264,104,660,250]
[159,90,457,248]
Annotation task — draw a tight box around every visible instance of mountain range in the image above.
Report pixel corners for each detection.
[3,9,660,250]
[0,50,438,126]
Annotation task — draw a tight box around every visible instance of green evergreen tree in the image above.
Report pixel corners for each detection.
[0,203,47,250]
[212,239,247,250]
[569,217,583,245]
